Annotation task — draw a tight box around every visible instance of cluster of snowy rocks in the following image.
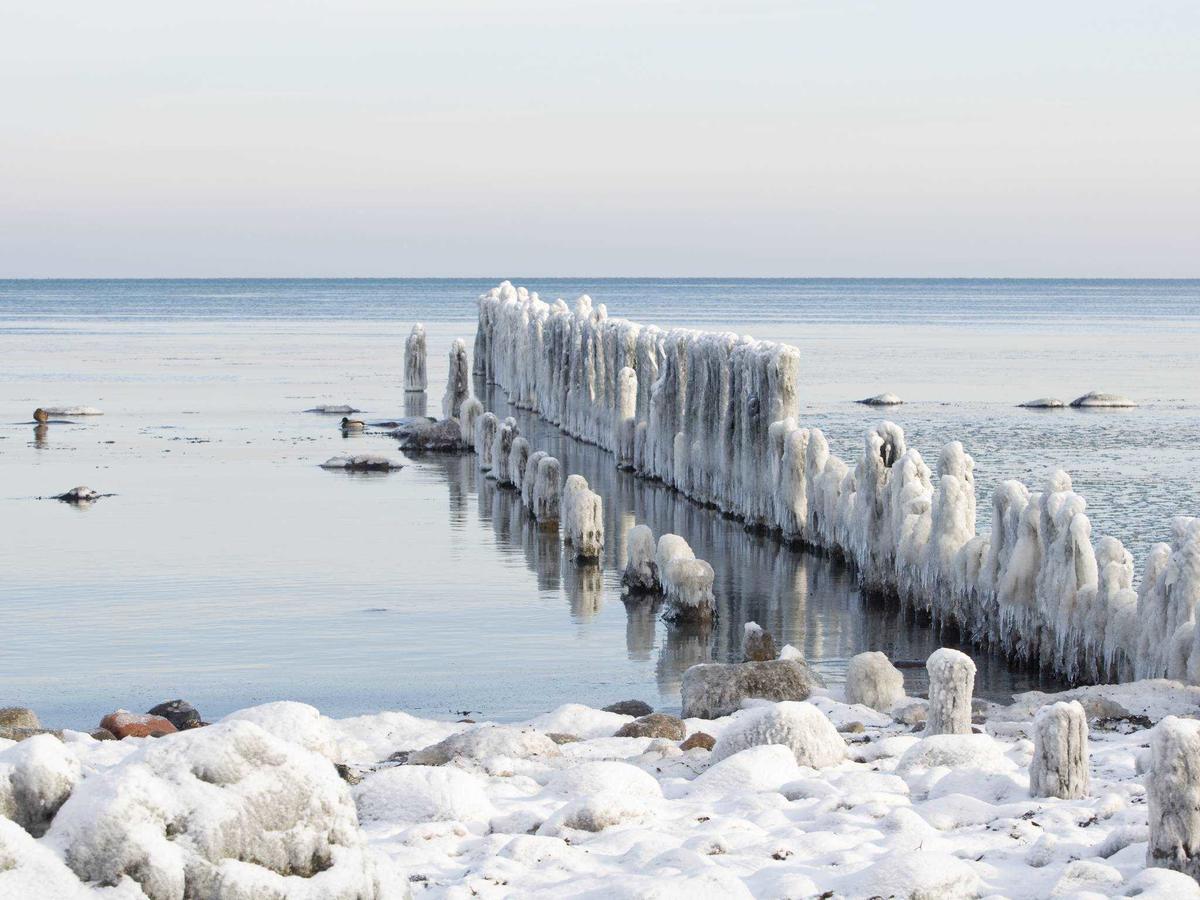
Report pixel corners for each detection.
[471,282,1196,692]
[6,646,1200,898]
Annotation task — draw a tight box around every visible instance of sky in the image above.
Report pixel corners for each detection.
[1,1,1197,277]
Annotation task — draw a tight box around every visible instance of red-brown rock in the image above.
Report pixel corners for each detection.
[100,709,177,739]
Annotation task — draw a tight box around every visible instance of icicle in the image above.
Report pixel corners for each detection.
[1030,701,1089,800]
[404,323,427,392]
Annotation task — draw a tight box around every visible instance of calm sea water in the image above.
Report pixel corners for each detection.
[2,279,1198,730]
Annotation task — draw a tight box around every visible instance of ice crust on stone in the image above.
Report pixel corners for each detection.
[39,406,103,416]
[403,323,427,392]
[472,281,1185,689]
[710,702,845,768]
[857,392,903,406]
[320,454,403,471]
[845,651,906,712]
[1019,397,1067,408]
[1071,390,1137,408]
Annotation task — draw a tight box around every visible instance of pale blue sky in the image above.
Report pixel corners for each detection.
[1,1,1196,276]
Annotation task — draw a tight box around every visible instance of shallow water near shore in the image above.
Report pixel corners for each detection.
[2,278,1198,729]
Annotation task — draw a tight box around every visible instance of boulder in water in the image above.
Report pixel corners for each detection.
[681,659,826,719]
[1019,397,1066,408]
[52,486,104,503]
[40,406,103,416]
[857,392,903,406]
[393,418,463,452]
[319,454,403,471]
[1070,390,1137,408]
[305,404,360,414]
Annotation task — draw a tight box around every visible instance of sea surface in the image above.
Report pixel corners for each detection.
[2,278,1198,729]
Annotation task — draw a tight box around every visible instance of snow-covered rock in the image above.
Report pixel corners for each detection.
[681,660,825,719]
[221,701,345,762]
[319,454,404,471]
[407,725,561,767]
[1019,397,1066,408]
[0,735,81,837]
[857,392,903,406]
[844,651,905,712]
[710,702,845,768]
[355,765,494,829]
[1070,390,1137,408]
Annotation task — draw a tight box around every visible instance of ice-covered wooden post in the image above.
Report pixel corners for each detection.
[1029,700,1089,799]
[615,366,638,470]
[533,456,562,526]
[489,418,516,484]
[845,651,905,712]
[405,324,427,392]
[475,412,498,470]
[442,338,471,420]
[509,437,530,492]
[522,450,547,511]
[563,474,604,559]
[622,524,659,594]
[459,398,483,451]
[1147,715,1200,879]
[925,648,975,735]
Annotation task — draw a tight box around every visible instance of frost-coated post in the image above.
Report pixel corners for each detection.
[1147,716,1200,879]
[442,338,471,420]
[1030,701,1089,799]
[522,450,547,511]
[563,474,604,559]
[622,524,659,594]
[509,437,530,492]
[532,456,562,527]
[845,651,905,712]
[490,418,516,483]
[475,412,498,470]
[925,648,976,735]
[459,398,483,451]
[615,366,638,470]
[404,324,427,392]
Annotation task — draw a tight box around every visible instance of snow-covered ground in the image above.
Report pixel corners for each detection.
[4,680,1199,898]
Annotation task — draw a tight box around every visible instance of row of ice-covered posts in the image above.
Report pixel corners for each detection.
[469,280,1200,687]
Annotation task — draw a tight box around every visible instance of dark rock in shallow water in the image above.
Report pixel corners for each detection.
[857,392,903,406]
[393,418,463,452]
[52,486,110,503]
[614,713,686,740]
[603,699,653,718]
[148,699,202,730]
[681,659,826,719]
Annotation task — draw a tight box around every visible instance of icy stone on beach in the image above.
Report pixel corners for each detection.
[743,622,777,662]
[1070,390,1137,408]
[458,397,483,450]
[0,734,82,837]
[404,323,427,392]
[1030,700,1089,799]
[681,659,825,719]
[532,456,562,525]
[562,474,604,559]
[845,651,905,713]
[857,392,903,406]
[925,648,975,735]
[712,702,845,769]
[475,411,498,469]
[407,725,560,766]
[44,721,380,900]
[1147,715,1200,879]
[622,524,659,594]
[52,486,102,503]
[355,765,494,829]
[442,338,471,419]
[320,454,403,471]
[1019,397,1066,408]
[306,404,359,414]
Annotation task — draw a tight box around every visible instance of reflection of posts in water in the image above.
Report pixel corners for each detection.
[521,516,563,591]
[622,595,660,662]
[565,557,603,620]
[33,423,48,449]
[404,392,428,419]
[656,617,713,699]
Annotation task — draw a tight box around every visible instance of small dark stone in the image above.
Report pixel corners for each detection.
[743,627,777,662]
[386,750,412,765]
[546,733,581,745]
[680,732,716,751]
[147,700,202,731]
[335,763,362,785]
[457,718,476,724]
[91,728,117,741]
[614,713,686,741]
[603,700,653,718]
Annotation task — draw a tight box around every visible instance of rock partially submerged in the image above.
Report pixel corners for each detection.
[320,454,404,471]
[39,406,103,416]
[1019,397,1066,408]
[392,417,463,452]
[857,392,903,406]
[147,700,203,731]
[305,404,361,414]
[51,486,109,503]
[1070,390,1137,408]
[681,659,826,719]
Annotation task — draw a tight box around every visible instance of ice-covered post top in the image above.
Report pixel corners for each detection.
[563,474,604,559]
[459,398,483,450]
[622,523,660,594]
[1147,715,1200,879]
[845,651,905,713]
[924,648,976,735]
[475,412,498,470]
[1030,700,1089,800]
[532,456,562,526]
[404,323,427,393]
[442,338,471,420]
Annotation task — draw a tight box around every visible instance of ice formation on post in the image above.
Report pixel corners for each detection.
[1030,700,1090,800]
[522,450,547,511]
[442,338,471,420]
[621,524,659,594]
[1147,716,1200,880]
[925,648,975,736]
[844,651,905,712]
[532,456,562,526]
[562,474,604,559]
[655,533,715,622]
[458,398,483,451]
[489,417,517,484]
[404,323,427,392]
[508,436,531,492]
[474,412,498,470]
[473,280,1200,687]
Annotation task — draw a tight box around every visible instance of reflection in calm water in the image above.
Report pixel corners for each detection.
[406,384,1069,703]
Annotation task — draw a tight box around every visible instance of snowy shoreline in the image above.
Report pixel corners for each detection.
[4,673,1200,898]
